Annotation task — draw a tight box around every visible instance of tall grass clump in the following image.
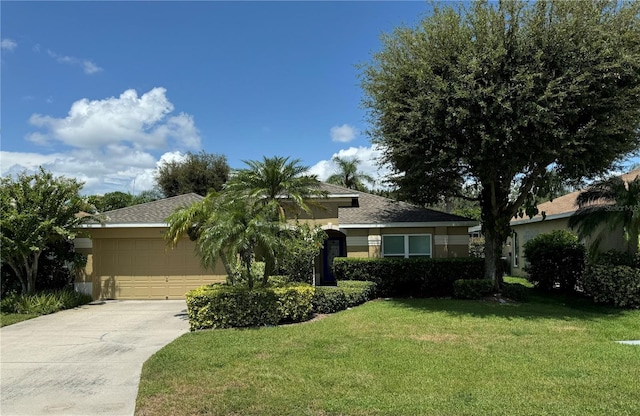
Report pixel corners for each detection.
[0,289,92,315]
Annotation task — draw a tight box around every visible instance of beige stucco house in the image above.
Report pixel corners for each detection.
[75,183,478,300]
[507,169,640,277]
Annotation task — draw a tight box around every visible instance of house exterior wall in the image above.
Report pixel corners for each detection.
[507,218,628,277]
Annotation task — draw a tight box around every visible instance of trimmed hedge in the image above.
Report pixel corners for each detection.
[501,282,529,302]
[332,257,484,297]
[584,264,640,309]
[453,279,494,299]
[186,284,314,331]
[523,230,586,293]
[312,281,377,314]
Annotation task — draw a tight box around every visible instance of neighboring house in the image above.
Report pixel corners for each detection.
[506,169,640,277]
[75,183,478,300]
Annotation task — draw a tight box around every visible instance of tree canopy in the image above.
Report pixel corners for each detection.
[361,0,640,285]
[1,168,90,294]
[156,151,230,197]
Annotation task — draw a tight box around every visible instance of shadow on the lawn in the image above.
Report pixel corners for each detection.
[385,290,625,321]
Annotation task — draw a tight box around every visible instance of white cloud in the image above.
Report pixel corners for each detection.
[1,38,17,51]
[28,87,200,150]
[308,144,392,188]
[330,124,358,143]
[46,49,103,74]
[6,89,203,195]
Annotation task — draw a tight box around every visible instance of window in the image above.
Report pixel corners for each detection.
[382,235,432,258]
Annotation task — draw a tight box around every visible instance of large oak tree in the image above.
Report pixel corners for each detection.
[361,0,640,286]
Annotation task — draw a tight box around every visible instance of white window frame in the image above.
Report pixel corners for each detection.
[382,234,432,258]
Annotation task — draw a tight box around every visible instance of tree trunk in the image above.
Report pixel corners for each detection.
[24,251,41,295]
[220,252,235,285]
[480,182,511,291]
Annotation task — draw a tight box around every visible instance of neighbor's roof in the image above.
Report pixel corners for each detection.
[511,168,640,226]
[318,183,477,227]
[85,193,204,227]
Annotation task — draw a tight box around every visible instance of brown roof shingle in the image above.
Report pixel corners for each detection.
[99,193,203,224]
[318,183,477,225]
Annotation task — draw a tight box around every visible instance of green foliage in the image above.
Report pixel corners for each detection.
[311,287,348,314]
[332,257,484,297]
[275,223,327,284]
[87,191,134,212]
[360,0,640,282]
[326,156,375,191]
[1,168,90,294]
[311,281,377,314]
[469,236,485,258]
[593,250,640,268]
[523,230,586,293]
[166,156,323,287]
[273,284,315,323]
[156,151,230,197]
[224,155,323,221]
[569,176,640,255]
[185,283,315,330]
[0,289,92,315]
[584,264,640,309]
[501,282,530,302]
[453,279,494,300]
[87,189,163,212]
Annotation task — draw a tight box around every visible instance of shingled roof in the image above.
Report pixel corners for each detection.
[86,185,476,228]
[88,193,203,226]
[318,183,477,226]
[511,168,640,225]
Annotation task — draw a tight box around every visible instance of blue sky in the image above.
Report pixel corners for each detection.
[1,1,430,195]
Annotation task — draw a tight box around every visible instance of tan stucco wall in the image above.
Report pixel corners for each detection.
[508,217,630,277]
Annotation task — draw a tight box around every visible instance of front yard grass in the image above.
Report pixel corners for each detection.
[136,290,640,416]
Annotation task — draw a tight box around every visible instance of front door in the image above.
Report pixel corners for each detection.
[322,237,345,285]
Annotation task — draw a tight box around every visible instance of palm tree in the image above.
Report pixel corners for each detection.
[165,193,283,289]
[326,156,375,191]
[166,156,323,288]
[568,176,640,255]
[224,156,323,221]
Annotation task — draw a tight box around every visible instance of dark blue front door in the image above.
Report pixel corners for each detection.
[322,237,344,285]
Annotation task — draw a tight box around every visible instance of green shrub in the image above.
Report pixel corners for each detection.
[592,250,640,268]
[273,285,315,323]
[186,283,315,330]
[332,257,484,297]
[453,279,494,299]
[522,230,586,293]
[311,281,377,314]
[312,287,348,314]
[501,282,529,302]
[583,264,640,309]
[0,289,92,315]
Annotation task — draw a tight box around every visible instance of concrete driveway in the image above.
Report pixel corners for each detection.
[1,300,189,416]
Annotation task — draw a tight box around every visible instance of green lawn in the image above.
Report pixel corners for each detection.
[0,313,38,327]
[136,291,640,416]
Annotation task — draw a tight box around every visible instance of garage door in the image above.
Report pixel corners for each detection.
[94,238,225,300]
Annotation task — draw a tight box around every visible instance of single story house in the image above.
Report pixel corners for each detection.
[506,169,640,277]
[75,183,478,300]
